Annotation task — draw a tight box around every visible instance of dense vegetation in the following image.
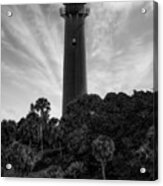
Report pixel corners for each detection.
[1,91,158,180]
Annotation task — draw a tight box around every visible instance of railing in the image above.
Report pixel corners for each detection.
[60,4,90,17]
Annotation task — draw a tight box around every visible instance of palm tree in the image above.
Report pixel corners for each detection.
[92,135,115,179]
[33,98,51,153]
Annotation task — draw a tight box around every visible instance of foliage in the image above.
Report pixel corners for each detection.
[1,120,17,147]
[32,98,51,120]
[64,161,85,178]
[17,112,40,149]
[2,141,41,176]
[92,135,115,179]
[1,91,158,180]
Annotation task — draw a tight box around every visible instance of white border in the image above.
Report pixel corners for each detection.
[0,0,163,186]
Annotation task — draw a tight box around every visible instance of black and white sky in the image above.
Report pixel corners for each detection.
[1,1,154,121]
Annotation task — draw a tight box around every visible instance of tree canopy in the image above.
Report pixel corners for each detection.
[1,91,158,180]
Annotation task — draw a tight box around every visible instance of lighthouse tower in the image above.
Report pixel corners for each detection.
[60,3,89,113]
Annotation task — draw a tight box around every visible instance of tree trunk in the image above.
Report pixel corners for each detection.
[101,162,106,180]
[40,110,44,154]
[40,122,43,153]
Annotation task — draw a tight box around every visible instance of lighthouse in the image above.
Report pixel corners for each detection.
[60,3,89,113]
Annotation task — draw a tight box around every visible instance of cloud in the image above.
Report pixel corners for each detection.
[1,4,64,121]
[1,2,154,120]
[86,1,153,97]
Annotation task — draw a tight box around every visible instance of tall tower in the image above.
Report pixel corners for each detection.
[60,3,89,113]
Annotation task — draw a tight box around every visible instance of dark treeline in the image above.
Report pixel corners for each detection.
[1,91,158,180]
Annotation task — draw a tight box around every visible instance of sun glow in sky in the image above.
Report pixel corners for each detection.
[1,1,154,121]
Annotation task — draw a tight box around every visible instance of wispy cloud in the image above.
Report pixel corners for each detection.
[1,2,154,121]
[86,1,153,97]
[1,4,64,121]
